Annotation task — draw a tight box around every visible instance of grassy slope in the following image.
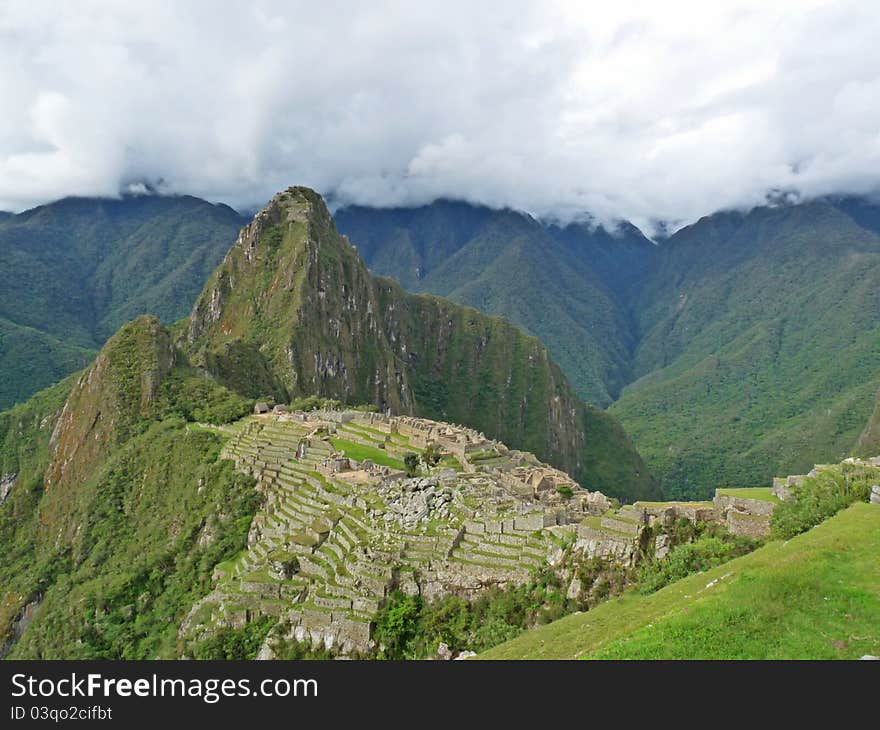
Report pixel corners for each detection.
[329,437,405,470]
[715,487,780,503]
[0,195,245,409]
[480,503,880,659]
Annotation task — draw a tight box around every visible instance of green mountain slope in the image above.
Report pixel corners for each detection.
[0,195,246,409]
[479,501,880,659]
[336,202,656,406]
[186,187,657,501]
[855,388,880,456]
[0,316,257,658]
[0,318,94,409]
[612,202,880,498]
[340,198,880,498]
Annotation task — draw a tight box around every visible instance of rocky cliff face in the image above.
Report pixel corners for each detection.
[185,187,657,500]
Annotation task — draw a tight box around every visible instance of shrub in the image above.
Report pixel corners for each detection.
[190,618,274,660]
[422,444,443,467]
[771,463,878,539]
[404,454,421,477]
[374,591,423,658]
[637,535,757,594]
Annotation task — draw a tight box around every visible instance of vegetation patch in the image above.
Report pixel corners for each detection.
[329,437,405,470]
[716,487,780,503]
[770,461,879,539]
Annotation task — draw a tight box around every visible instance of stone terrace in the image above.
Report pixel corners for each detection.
[183,409,624,654]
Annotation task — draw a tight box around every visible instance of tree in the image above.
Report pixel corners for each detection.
[404,454,420,477]
[374,591,422,658]
[422,443,443,467]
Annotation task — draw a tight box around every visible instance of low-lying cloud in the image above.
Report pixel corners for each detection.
[2,0,879,232]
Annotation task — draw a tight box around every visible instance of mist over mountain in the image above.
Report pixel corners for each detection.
[5,2,880,235]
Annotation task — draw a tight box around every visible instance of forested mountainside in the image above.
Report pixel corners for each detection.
[0,195,246,409]
[339,198,880,498]
[335,202,655,407]
[613,200,880,497]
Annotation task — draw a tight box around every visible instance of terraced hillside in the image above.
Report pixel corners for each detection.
[180,409,616,655]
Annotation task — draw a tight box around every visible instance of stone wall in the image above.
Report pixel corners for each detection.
[725,510,772,538]
[713,494,776,517]
[573,525,639,566]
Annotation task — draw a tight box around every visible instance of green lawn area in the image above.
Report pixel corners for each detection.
[440,455,463,470]
[478,503,880,659]
[329,437,405,470]
[715,487,781,504]
[345,422,389,438]
[635,500,714,509]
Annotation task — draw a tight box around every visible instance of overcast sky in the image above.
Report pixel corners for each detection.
[1,1,879,231]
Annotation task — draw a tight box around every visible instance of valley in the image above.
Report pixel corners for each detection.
[337,197,880,497]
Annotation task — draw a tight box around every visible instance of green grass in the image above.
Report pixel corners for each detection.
[715,487,781,504]
[635,500,714,509]
[479,503,880,659]
[329,437,405,470]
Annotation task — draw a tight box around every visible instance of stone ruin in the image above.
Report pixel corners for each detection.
[179,409,623,655]
[180,409,851,657]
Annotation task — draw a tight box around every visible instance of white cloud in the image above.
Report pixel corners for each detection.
[1,0,879,232]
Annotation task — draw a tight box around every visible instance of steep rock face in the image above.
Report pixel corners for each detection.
[336,202,657,406]
[186,187,657,500]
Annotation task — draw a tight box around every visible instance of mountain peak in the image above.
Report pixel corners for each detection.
[182,185,657,500]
